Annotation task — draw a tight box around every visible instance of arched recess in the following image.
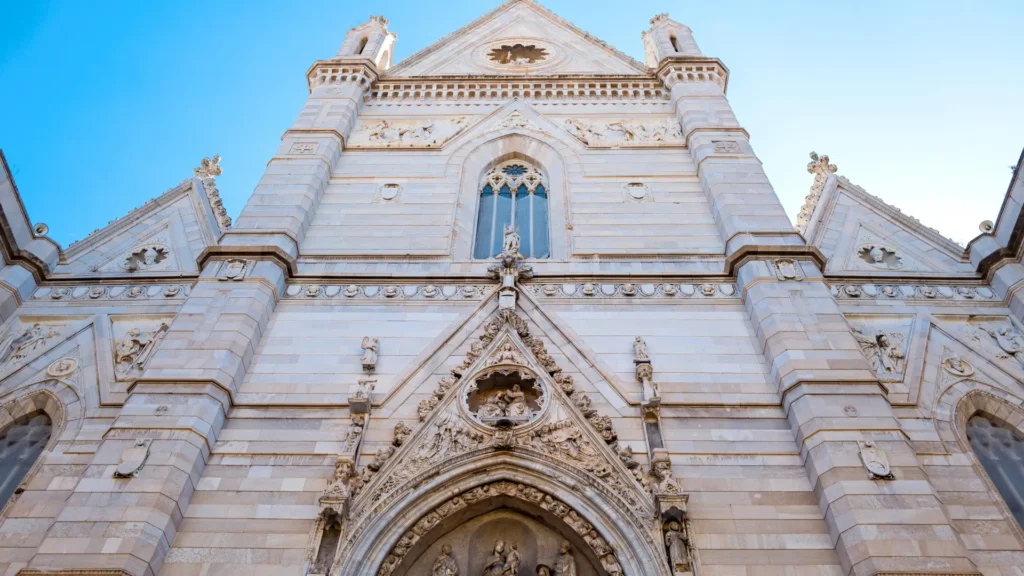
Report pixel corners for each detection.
[334,454,669,576]
[938,386,1024,545]
[447,130,580,261]
[0,381,83,517]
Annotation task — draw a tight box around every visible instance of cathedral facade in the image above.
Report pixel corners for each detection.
[2,2,1024,575]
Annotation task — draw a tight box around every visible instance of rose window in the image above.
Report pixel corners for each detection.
[488,44,548,65]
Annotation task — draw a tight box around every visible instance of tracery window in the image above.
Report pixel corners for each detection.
[967,415,1024,529]
[473,161,550,259]
[0,411,51,508]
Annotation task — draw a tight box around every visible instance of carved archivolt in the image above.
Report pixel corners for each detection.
[374,480,622,576]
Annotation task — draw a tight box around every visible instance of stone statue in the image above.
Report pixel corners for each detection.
[505,543,522,575]
[483,540,509,576]
[536,566,552,576]
[361,336,379,372]
[651,453,681,494]
[601,555,623,575]
[432,543,459,576]
[506,384,531,419]
[664,521,690,572]
[633,336,649,362]
[502,225,521,255]
[478,392,507,418]
[553,542,576,576]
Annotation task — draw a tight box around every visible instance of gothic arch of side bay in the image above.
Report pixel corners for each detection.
[2,1,1024,575]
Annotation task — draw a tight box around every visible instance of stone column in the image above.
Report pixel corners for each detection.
[660,58,804,257]
[220,61,376,259]
[738,259,979,576]
[24,260,284,576]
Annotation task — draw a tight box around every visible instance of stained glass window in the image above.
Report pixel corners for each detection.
[473,162,550,259]
[0,411,51,508]
[967,415,1024,530]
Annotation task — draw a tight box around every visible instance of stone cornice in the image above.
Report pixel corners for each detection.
[198,245,297,277]
[724,245,827,276]
[656,56,730,93]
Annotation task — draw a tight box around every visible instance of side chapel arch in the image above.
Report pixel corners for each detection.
[932,376,1024,547]
[449,131,579,261]
[0,381,83,516]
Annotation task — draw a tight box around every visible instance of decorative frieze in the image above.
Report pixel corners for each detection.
[364,79,670,106]
[350,117,469,148]
[563,117,683,147]
[527,282,737,299]
[284,284,490,301]
[32,284,191,301]
[831,283,996,301]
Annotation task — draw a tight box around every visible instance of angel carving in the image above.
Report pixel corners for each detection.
[852,326,905,376]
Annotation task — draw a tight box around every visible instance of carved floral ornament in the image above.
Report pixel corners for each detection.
[796,151,837,235]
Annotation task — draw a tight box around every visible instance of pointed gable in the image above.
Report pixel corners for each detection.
[388,0,647,77]
[799,155,972,275]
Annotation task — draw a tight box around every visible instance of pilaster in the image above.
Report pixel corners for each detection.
[221,61,376,259]
[738,258,979,576]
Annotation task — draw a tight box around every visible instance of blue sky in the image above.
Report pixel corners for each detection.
[1,0,1021,247]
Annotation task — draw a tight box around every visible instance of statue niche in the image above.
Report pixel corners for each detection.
[464,367,545,428]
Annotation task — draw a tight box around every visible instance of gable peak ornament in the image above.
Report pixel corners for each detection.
[796,151,838,235]
[194,154,231,230]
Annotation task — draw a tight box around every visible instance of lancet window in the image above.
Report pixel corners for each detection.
[473,161,550,259]
[967,414,1024,529]
[0,411,51,508]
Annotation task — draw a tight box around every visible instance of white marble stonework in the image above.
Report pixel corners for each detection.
[1,2,1024,576]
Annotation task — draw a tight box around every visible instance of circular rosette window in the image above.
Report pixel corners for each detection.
[463,365,546,429]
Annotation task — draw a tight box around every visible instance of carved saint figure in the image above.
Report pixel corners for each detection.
[432,543,459,576]
[483,540,508,576]
[852,326,905,376]
[114,323,169,375]
[491,342,521,365]
[506,384,531,419]
[664,521,690,572]
[553,542,576,576]
[323,459,352,499]
[982,325,1024,367]
[651,453,681,494]
[502,225,521,255]
[0,323,58,364]
[361,336,379,372]
[633,336,649,362]
[478,391,508,418]
[505,544,522,575]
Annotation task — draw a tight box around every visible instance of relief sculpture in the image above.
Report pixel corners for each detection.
[114,323,169,377]
[564,118,682,147]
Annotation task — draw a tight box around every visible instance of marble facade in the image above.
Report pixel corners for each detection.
[2,1,1024,575]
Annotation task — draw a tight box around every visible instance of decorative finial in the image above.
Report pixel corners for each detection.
[650,13,670,25]
[194,154,222,179]
[807,151,837,176]
[796,152,838,235]
[193,154,231,231]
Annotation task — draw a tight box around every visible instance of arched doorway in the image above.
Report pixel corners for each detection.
[394,482,604,575]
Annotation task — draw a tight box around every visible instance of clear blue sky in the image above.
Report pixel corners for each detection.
[2,0,1021,247]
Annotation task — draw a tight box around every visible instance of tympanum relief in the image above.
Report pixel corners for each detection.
[563,118,682,147]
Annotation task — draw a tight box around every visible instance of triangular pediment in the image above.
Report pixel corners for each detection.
[351,307,653,523]
[388,1,647,77]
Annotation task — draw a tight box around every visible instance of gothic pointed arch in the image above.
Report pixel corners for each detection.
[336,310,666,575]
[446,105,581,261]
[0,381,83,516]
